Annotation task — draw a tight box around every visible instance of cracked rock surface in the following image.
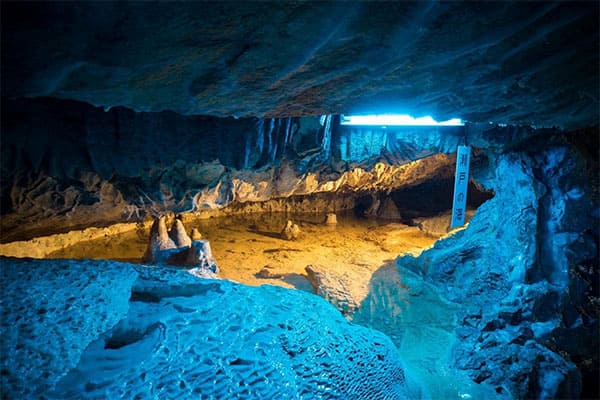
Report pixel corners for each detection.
[2,2,598,129]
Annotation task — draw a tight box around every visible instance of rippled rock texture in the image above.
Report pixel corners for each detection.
[0,257,423,399]
[395,129,599,399]
[2,2,598,129]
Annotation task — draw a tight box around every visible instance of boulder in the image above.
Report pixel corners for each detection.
[1,257,424,399]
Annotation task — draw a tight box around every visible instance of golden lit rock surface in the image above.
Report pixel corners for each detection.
[0,212,473,316]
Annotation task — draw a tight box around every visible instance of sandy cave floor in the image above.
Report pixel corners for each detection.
[47,212,441,295]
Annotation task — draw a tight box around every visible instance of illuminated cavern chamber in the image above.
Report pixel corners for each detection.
[1,98,491,242]
[1,96,598,399]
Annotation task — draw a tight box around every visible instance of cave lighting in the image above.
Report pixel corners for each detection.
[340,114,464,126]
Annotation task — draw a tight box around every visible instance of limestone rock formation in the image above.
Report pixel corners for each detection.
[3,2,598,129]
[0,258,138,399]
[325,213,337,225]
[364,195,382,218]
[185,240,218,275]
[1,257,424,399]
[280,220,301,241]
[142,215,178,263]
[412,211,478,237]
[394,138,598,399]
[169,218,192,248]
[377,197,403,221]
[2,97,490,241]
[190,228,203,241]
[142,216,218,275]
[305,264,361,316]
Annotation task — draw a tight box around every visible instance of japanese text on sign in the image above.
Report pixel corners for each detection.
[450,145,470,228]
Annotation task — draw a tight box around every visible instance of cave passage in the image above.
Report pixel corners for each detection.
[1,2,599,399]
[45,211,452,287]
[41,205,500,399]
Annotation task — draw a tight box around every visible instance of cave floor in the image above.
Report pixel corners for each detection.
[47,212,440,295]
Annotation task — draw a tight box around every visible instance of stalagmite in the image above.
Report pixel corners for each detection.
[280,220,301,240]
[186,240,218,275]
[142,216,218,274]
[190,228,203,241]
[325,213,338,224]
[169,218,192,248]
[142,215,176,263]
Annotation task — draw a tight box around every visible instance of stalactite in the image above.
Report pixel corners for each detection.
[267,118,275,156]
[283,117,292,150]
[272,118,282,162]
[321,115,332,161]
[288,119,296,146]
[243,133,251,169]
[255,118,264,154]
[271,142,278,163]
[315,124,321,146]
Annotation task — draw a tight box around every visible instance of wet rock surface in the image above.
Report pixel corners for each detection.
[1,257,424,399]
[305,264,361,316]
[395,131,599,399]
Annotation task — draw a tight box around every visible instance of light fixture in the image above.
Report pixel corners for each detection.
[340,114,464,126]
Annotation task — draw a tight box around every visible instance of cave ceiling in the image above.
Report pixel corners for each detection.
[1,1,598,129]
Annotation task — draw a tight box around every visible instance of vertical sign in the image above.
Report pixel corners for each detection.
[450,145,471,228]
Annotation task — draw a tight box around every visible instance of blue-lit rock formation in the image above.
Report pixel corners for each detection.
[393,132,598,399]
[2,2,598,129]
[1,2,598,398]
[1,257,423,399]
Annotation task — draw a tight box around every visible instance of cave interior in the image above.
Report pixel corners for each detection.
[0,2,598,400]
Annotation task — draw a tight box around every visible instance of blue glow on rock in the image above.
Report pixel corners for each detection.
[340,114,464,126]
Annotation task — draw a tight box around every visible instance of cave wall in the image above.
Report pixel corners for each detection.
[336,125,463,163]
[1,97,305,178]
[0,98,323,238]
[393,128,599,398]
[1,97,478,240]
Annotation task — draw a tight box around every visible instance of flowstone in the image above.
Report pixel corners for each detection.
[1,257,425,399]
[394,148,596,399]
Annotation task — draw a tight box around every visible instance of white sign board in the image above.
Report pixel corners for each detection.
[450,145,471,228]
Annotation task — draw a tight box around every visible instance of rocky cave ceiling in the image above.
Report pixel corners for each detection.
[2,1,598,130]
